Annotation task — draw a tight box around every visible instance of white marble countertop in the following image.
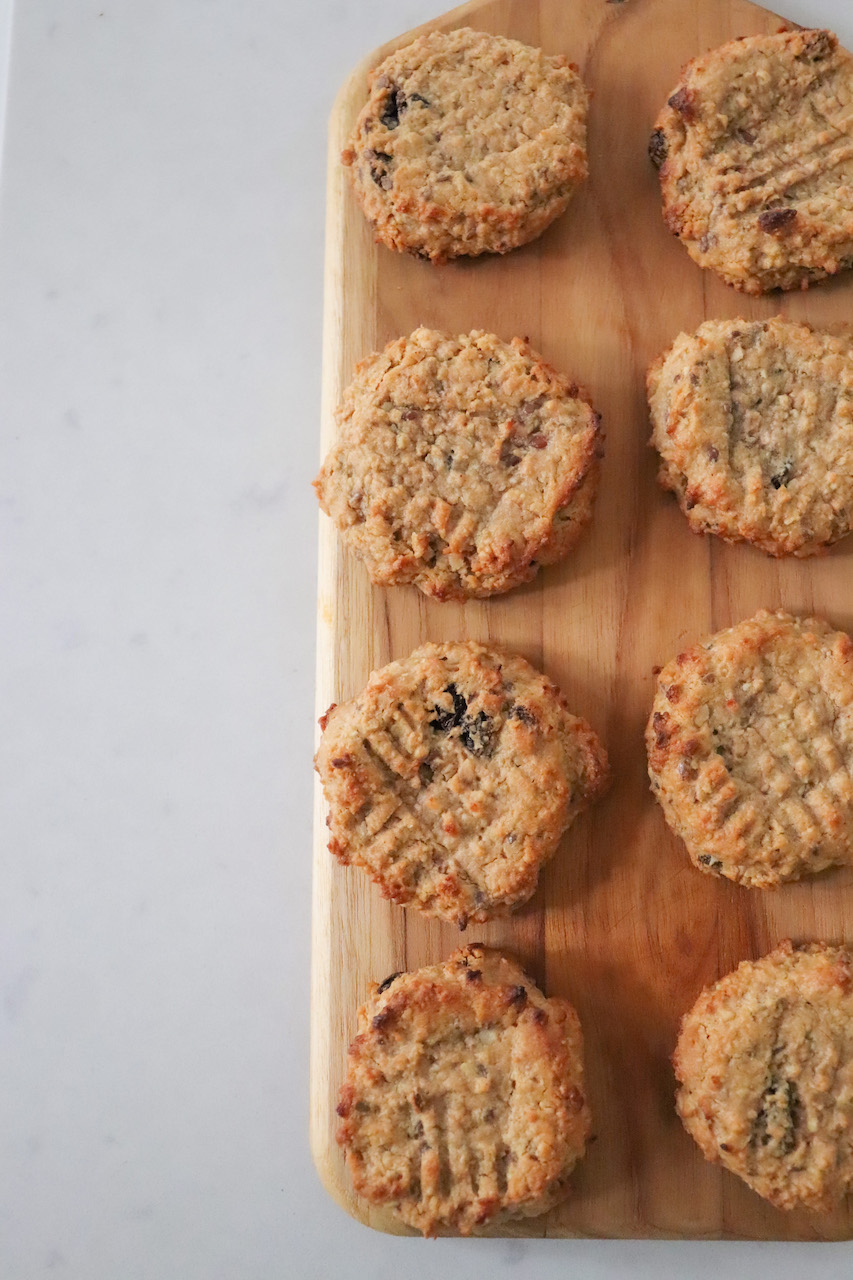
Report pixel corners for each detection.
[2,1,852,1276]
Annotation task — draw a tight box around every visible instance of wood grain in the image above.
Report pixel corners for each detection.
[310,0,853,1239]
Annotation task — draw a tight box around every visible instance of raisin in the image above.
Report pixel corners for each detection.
[381,88,430,127]
[770,460,794,489]
[430,683,468,733]
[648,128,668,168]
[529,433,548,449]
[430,684,495,757]
[371,1007,394,1030]
[465,968,482,983]
[707,445,719,461]
[509,985,527,1006]
[379,87,403,129]
[798,30,833,61]
[366,149,393,190]
[758,207,797,233]
[698,854,723,870]
[752,1077,801,1155]
[516,393,547,422]
[509,704,536,726]
[499,437,521,467]
[377,971,402,994]
[667,87,695,120]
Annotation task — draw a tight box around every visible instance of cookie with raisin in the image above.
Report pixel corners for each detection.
[674,940,853,1211]
[314,327,602,601]
[343,27,588,261]
[650,29,853,293]
[316,641,609,926]
[647,610,853,888]
[336,945,591,1235]
[648,317,853,557]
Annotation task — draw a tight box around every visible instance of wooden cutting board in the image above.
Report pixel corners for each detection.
[310,0,853,1239]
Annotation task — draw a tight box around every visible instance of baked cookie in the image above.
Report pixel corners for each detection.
[647,610,853,888]
[650,29,853,293]
[648,317,853,557]
[342,27,588,262]
[316,641,608,927]
[314,328,602,601]
[674,940,853,1211]
[336,945,591,1235]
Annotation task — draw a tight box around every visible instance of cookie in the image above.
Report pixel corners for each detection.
[650,29,853,293]
[316,641,608,927]
[342,26,588,262]
[314,327,602,601]
[647,610,853,888]
[648,317,853,557]
[674,940,853,1211]
[336,945,591,1235]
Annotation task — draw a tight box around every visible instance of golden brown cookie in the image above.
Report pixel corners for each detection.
[336,945,592,1235]
[316,641,608,927]
[647,610,853,887]
[343,27,588,262]
[648,317,853,557]
[650,29,853,293]
[314,327,602,601]
[674,940,853,1211]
